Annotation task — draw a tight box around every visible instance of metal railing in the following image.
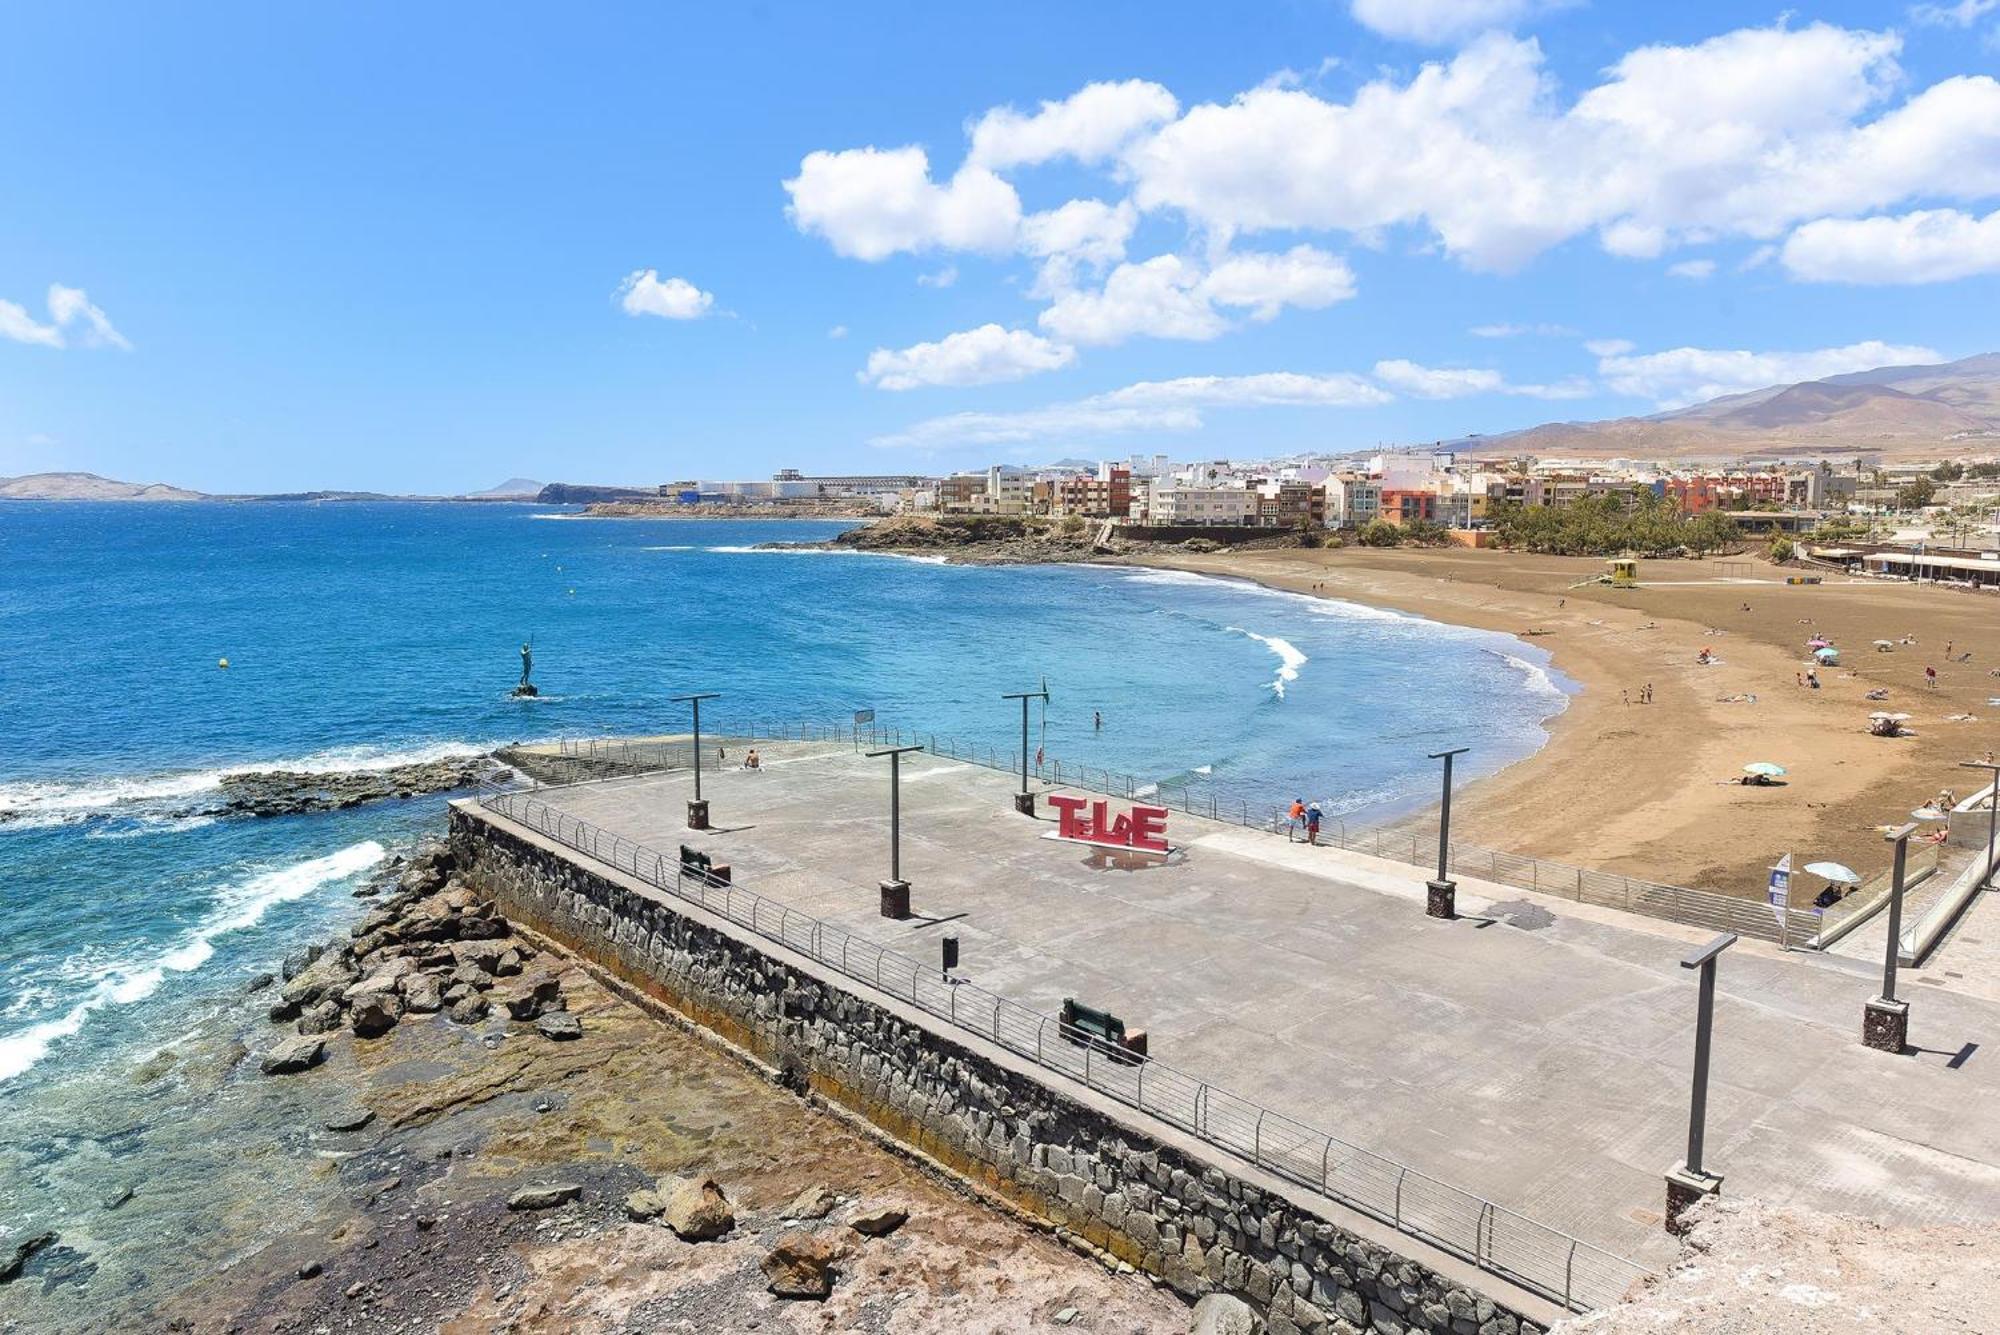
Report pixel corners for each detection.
[848,721,1813,947]
[472,781,1652,1312]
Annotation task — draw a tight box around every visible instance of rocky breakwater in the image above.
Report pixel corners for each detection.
[107,841,1194,1333]
[260,842,577,1055]
[214,756,500,819]
[767,514,1112,566]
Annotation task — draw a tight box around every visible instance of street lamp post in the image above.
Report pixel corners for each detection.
[1665,931,1736,1232]
[1001,688,1049,816]
[1959,759,2000,891]
[672,692,720,829]
[867,743,924,919]
[1863,822,1919,1052]
[1426,747,1470,919]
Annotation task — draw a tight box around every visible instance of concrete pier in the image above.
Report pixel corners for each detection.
[455,740,2000,1315]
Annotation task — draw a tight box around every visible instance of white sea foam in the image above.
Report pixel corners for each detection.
[0,840,385,1083]
[0,741,493,826]
[640,545,697,551]
[1486,648,1571,706]
[703,545,951,565]
[1227,627,1307,698]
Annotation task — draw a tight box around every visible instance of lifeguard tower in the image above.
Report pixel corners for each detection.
[1606,558,1639,589]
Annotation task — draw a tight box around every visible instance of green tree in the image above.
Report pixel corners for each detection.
[1356,518,1403,547]
[1896,476,1936,508]
[1769,535,1795,563]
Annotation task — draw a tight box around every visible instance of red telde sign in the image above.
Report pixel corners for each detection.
[1046,795,1169,852]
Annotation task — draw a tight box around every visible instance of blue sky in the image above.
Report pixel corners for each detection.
[4,1,1998,493]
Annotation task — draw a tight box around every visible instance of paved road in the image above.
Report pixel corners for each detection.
[523,744,2000,1272]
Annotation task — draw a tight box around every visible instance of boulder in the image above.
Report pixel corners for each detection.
[323,1105,375,1132]
[280,952,358,1009]
[399,912,460,944]
[625,1188,665,1221]
[534,1012,581,1041]
[259,1035,326,1076]
[279,943,323,982]
[401,975,444,1014]
[495,974,561,1021]
[350,994,403,1038]
[296,1000,343,1035]
[661,1177,734,1241]
[458,915,509,941]
[506,1183,581,1211]
[760,1230,837,1299]
[243,971,275,994]
[267,997,303,1024]
[342,972,404,1006]
[779,1184,837,1220]
[449,941,504,973]
[1189,1294,1263,1335]
[494,947,524,977]
[0,1231,57,1284]
[449,961,495,992]
[447,995,489,1025]
[848,1206,908,1237]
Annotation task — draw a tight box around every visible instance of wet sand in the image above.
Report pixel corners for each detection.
[1128,547,1999,900]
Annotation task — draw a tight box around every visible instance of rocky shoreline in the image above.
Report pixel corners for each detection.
[0,837,1195,1333]
[761,514,1310,568]
[210,756,501,819]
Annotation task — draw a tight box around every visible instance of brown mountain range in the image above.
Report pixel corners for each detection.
[1480,352,2000,461]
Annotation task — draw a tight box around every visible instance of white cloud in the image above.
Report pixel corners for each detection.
[966,79,1179,170]
[873,401,1200,450]
[1584,338,1635,356]
[1469,321,1577,337]
[618,270,715,320]
[1103,371,1391,409]
[0,284,130,350]
[1911,0,1999,26]
[860,324,1076,390]
[1372,358,1590,399]
[1781,208,2000,284]
[784,146,1021,261]
[1350,0,1564,45]
[1200,246,1359,320]
[1119,24,2000,273]
[1039,246,1356,346]
[828,324,849,339]
[1020,198,1138,295]
[1666,259,1717,280]
[874,369,1391,449]
[1595,339,1941,408]
[0,300,64,348]
[917,265,959,289]
[45,285,131,350]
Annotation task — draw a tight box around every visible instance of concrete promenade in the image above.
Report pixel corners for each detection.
[520,743,2000,1271]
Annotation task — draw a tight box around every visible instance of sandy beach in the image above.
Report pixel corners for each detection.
[1130,546,1998,901]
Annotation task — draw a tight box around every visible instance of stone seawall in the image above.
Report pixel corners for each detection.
[449,802,1547,1335]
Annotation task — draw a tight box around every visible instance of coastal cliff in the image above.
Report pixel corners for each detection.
[771,513,1311,565]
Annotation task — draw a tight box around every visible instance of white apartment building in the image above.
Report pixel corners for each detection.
[1150,484,1258,526]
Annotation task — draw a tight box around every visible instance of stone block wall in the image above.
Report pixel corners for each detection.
[450,804,1545,1335]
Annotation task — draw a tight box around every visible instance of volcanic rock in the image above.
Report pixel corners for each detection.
[259,1035,326,1075]
[848,1206,908,1237]
[780,1184,838,1220]
[761,1230,837,1299]
[534,1012,581,1041]
[350,994,403,1038]
[0,1231,57,1284]
[506,1183,581,1211]
[661,1177,734,1241]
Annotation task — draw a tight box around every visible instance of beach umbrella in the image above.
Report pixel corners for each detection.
[1911,806,1947,821]
[1874,639,1895,648]
[1804,861,1862,884]
[1743,762,1787,777]
[1808,637,1830,649]
[1814,647,1840,662]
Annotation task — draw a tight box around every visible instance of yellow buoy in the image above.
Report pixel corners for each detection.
[218,657,230,669]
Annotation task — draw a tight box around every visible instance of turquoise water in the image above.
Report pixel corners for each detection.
[0,501,1569,1101]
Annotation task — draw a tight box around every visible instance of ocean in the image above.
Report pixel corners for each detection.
[0,500,1569,1316]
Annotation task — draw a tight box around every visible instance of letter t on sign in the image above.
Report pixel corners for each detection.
[1047,794,1088,840]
